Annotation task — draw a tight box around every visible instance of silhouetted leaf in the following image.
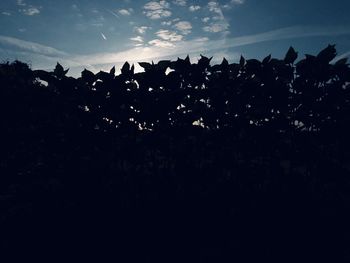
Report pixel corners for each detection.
[284,47,298,64]
[139,62,152,72]
[121,62,130,75]
[262,54,271,64]
[184,55,190,64]
[81,68,95,83]
[198,55,212,69]
[53,62,68,78]
[240,55,245,67]
[221,58,229,67]
[317,44,337,63]
[110,66,116,76]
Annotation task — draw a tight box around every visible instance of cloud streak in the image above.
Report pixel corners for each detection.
[0,36,68,57]
[69,25,350,65]
[1,25,350,72]
[332,50,350,63]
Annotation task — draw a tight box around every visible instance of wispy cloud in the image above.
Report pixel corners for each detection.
[17,0,41,16]
[218,25,350,50]
[118,8,133,16]
[332,50,350,63]
[156,30,183,41]
[2,11,11,16]
[20,7,40,16]
[0,35,68,57]
[130,36,144,42]
[143,1,172,19]
[149,39,175,48]
[161,21,172,26]
[172,0,187,6]
[204,1,229,33]
[231,0,245,5]
[223,0,245,9]
[202,17,210,23]
[70,25,350,66]
[203,23,229,33]
[189,5,201,12]
[134,26,150,34]
[208,1,224,18]
[17,0,26,6]
[2,25,350,74]
[174,21,192,35]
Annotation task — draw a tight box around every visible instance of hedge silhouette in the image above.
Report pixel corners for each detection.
[0,45,350,261]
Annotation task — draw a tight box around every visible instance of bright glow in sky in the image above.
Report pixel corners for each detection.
[1,0,350,76]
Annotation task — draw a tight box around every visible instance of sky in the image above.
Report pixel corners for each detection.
[0,0,350,76]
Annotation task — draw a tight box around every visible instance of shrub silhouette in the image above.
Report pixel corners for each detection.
[0,46,350,261]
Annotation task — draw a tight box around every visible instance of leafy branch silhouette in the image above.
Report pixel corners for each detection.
[0,45,349,261]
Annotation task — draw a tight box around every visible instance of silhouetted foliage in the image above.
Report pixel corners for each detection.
[0,46,350,261]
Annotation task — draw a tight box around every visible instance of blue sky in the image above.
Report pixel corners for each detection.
[1,0,350,75]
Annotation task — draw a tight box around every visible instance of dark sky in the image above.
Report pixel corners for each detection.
[1,0,349,75]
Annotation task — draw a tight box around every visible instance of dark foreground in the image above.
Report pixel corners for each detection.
[1,46,350,261]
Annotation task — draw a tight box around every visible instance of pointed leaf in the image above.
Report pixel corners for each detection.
[221,57,229,67]
[284,47,298,64]
[317,44,337,63]
[81,69,95,83]
[110,66,116,76]
[262,54,271,64]
[240,55,245,67]
[184,55,190,64]
[121,62,130,75]
[53,62,66,78]
[138,62,152,72]
[198,55,211,68]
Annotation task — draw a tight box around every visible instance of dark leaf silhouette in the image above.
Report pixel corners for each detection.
[262,54,271,64]
[0,45,349,262]
[139,62,152,72]
[110,66,116,76]
[240,55,245,67]
[221,57,229,67]
[317,44,337,63]
[53,62,69,78]
[284,46,298,64]
[121,62,130,75]
[81,68,95,83]
[198,54,212,69]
